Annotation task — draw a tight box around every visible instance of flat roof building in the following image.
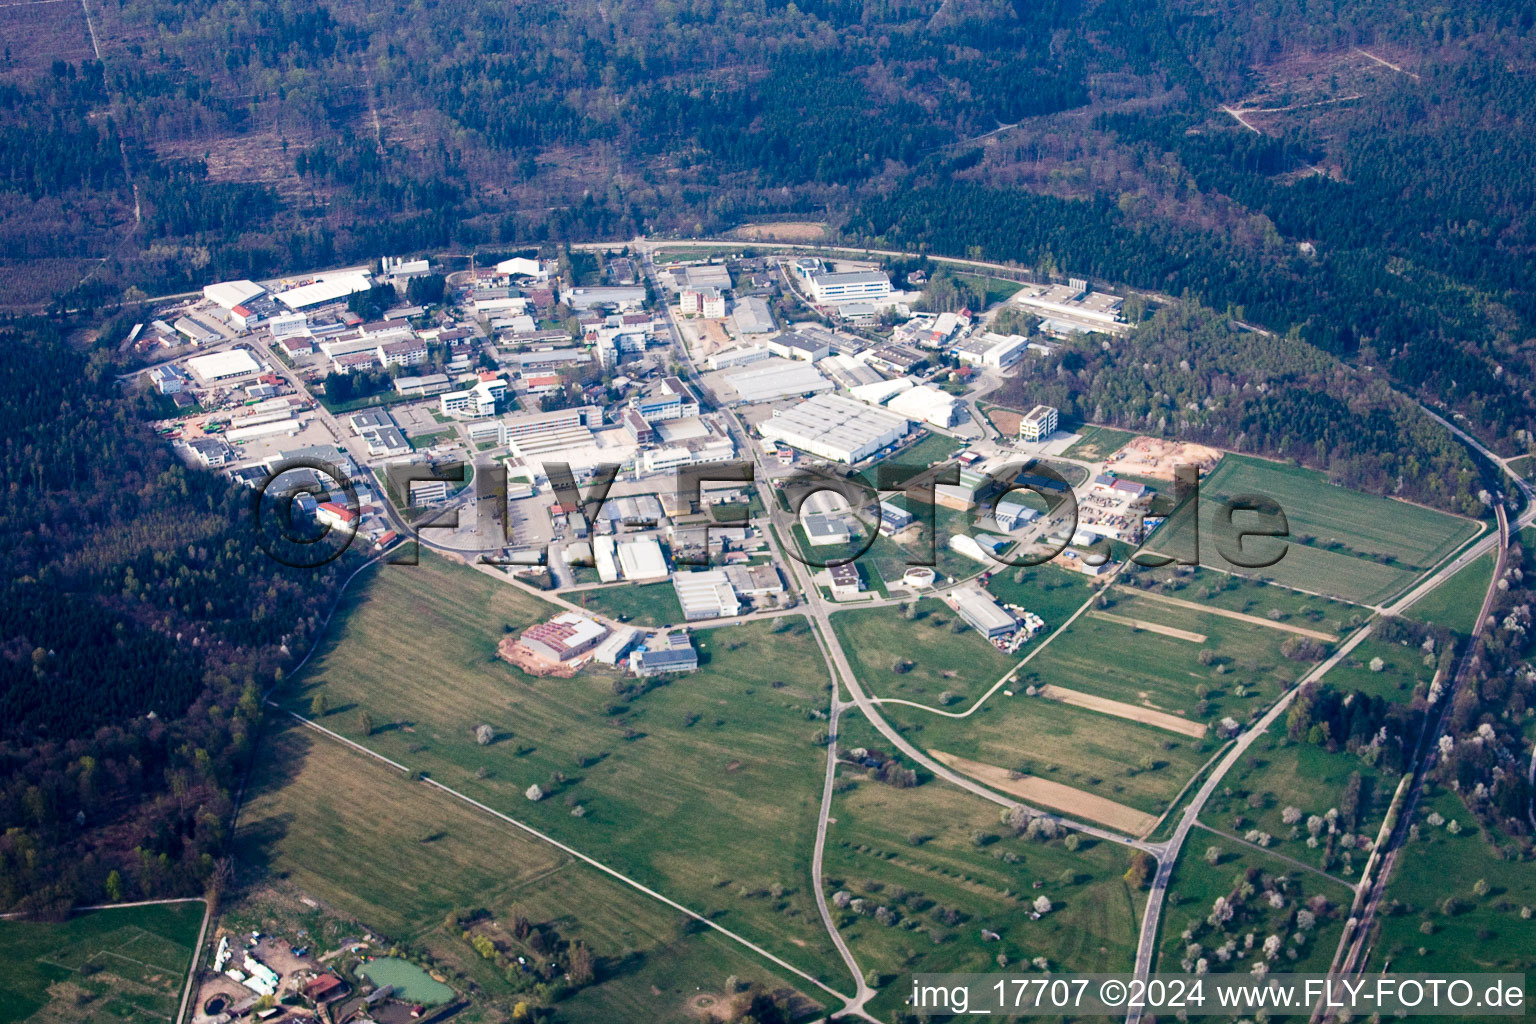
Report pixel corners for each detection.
[725,360,835,404]
[520,612,609,662]
[673,570,741,621]
[731,296,776,334]
[187,348,262,384]
[949,587,1017,639]
[808,270,892,304]
[758,393,909,464]
[1019,405,1058,443]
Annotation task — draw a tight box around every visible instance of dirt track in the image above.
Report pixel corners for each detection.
[928,750,1157,836]
[1037,685,1208,739]
[1090,610,1207,643]
[1117,587,1340,642]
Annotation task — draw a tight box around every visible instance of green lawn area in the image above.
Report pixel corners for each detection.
[1319,634,1438,703]
[1404,549,1496,635]
[1125,567,1363,638]
[0,901,204,1024]
[1367,785,1536,976]
[570,581,684,627]
[1507,454,1534,480]
[880,693,1214,818]
[882,431,966,472]
[953,272,1025,308]
[1156,841,1352,975]
[1062,425,1139,462]
[1146,456,1480,605]
[824,713,1139,1019]
[280,554,846,986]
[829,599,1018,705]
[1195,721,1399,880]
[237,717,826,1023]
[1015,588,1313,725]
[409,428,459,450]
[981,562,1096,633]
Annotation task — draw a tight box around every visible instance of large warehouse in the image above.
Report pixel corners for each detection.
[186,348,263,384]
[725,360,834,404]
[758,393,909,464]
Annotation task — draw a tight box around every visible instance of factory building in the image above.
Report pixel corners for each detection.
[948,587,1018,639]
[725,360,834,404]
[673,570,742,621]
[807,270,892,304]
[758,393,909,464]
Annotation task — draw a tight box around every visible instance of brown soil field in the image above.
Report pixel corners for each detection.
[1118,587,1340,642]
[928,750,1157,835]
[1090,610,1207,643]
[1104,436,1222,482]
[1035,685,1208,739]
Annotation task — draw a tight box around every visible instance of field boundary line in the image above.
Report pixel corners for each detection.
[275,706,852,1006]
[1036,684,1207,738]
[1113,587,1339,641]
[1192,822,1358,892]
[1089,609,1207,643]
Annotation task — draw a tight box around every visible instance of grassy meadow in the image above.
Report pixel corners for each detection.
[0,901,203,1024]
[279,553,845,985]
[236,717,827,1022]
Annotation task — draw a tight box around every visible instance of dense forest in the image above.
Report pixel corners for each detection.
[996,303,1490,513]
[0,320,359,914]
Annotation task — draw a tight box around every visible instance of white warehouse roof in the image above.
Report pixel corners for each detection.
[203,279,265,310]
[725,360,834,404]
[887,385,960,427]
[758,393,909,464]
[275,273,373,310]
[616,536,669,581]
[186,348,262,382]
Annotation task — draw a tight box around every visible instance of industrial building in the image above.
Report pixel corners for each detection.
[630,632,700,675]
[673,570,742,621]
[520,612,609,662]
[807,270,892,304]
[1012,279,1127,334]
[731,296,776,334]
[725,360,835,404]
[1019,405,1059,442]
[954,332,1030,370]
[616,536,669,581]
[992,497,1041,531]
[203,279,266,310]
[187,348,263,384]
[767,331,831,362]
[759,393,909,464]
[802,513,852,546]
[275,273,373,310]
[949,587,1018,639]
[886,385,960,428]
[707,345,772,370]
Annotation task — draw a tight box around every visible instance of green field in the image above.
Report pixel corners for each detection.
[1016,588,1314,724]
[237,718,825,1023]
[829,599,1019,705]
[281,554,846,985]
[1319,634,1438,702]
[881,694,1214,817]
[0,901,203,1024]
[981,562,1097,631]
[1195,721,1399,879]
[953,273,1025,308]
[1126,568,1363,638]
[1148,456,1479,605]
[1404,550,1496,635]
[824,714,1139,1019]
[1156,841,1352,975]
[1367,786,1536,976]
[570,581,684,626]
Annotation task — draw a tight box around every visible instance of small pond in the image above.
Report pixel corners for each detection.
[357,957,455,1005]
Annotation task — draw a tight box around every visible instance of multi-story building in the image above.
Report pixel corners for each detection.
[807,270,892,304]
[1019,404,1059,443]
